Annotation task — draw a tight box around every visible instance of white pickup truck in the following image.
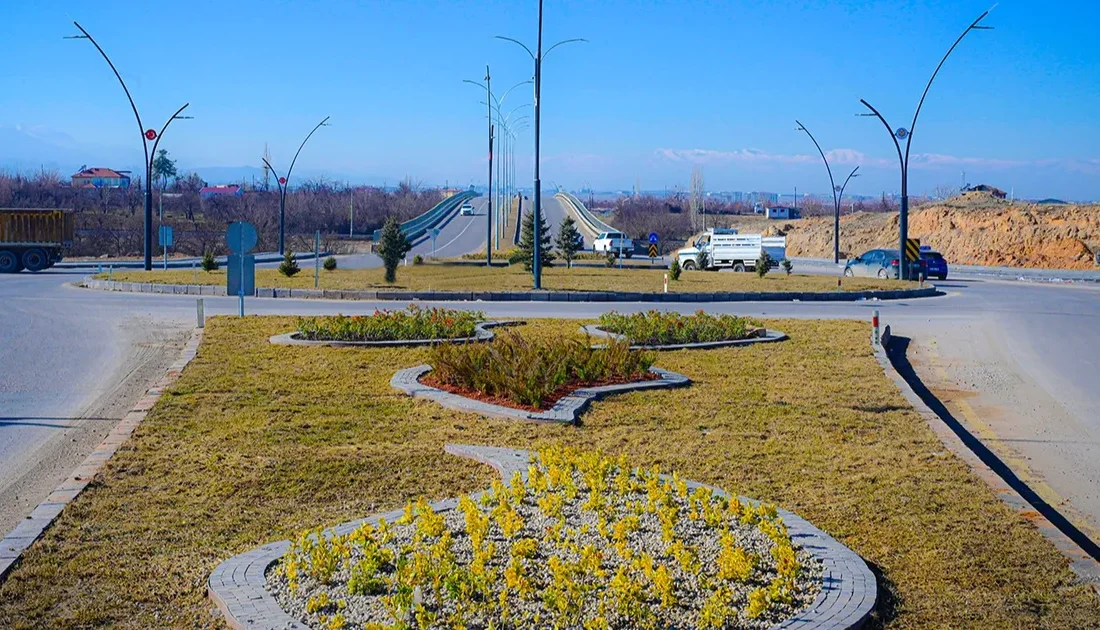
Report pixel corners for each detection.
[676,228,785,271]
[592,231,635,258]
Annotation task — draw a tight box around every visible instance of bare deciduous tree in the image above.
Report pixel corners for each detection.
[688,166,704,233]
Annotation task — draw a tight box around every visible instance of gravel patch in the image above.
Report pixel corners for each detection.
[266,448,822,629]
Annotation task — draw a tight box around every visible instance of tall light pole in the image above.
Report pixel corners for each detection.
[261,116,330,254]
[796,121,859,264]
[497,0,586,289]
[858,8,993,279]
[67,22,191,271]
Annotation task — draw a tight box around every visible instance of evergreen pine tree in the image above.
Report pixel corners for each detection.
[516,210,556,272]
[555,215,582,268]
[377,216,411,283]
[278,249,300,277]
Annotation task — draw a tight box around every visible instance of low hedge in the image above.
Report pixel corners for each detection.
[296,306,483,342]
[598,310,762,345]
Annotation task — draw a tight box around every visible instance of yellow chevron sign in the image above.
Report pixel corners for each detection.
[905,239,921,262]
[648,243,658,258]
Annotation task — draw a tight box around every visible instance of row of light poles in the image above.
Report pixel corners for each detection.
[69,22,329,263]
[797,8,994,279]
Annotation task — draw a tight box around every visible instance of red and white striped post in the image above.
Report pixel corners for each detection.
[872,309,881,346]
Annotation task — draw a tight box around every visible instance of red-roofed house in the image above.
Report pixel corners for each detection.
[200,184,244,199]
[71,167,131,188]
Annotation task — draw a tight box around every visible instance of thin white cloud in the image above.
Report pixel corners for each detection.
[654,147,1098,173]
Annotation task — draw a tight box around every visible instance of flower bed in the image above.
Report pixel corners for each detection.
[597,310,763,346]
[296,306,483,342]
[428,332,654,409]
[268,447,822,629]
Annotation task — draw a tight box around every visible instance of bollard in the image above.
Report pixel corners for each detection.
[108,265,113,281]
[837,277,842,290]
[872,309,880,346]
[192,260,198,283]
[196,298,205,328]
[919,272,925,288]
[663,273,668,293]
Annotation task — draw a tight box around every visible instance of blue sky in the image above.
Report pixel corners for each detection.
[2,0,1099,199]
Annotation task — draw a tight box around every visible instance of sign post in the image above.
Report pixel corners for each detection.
[226,221,258,317]
[314,230,321,288]
[158,225,174,271]
[648,232,659,266]
[428,227,441,259]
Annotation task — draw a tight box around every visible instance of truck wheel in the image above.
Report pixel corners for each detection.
[682,260,696,270]
[733,263,746,272]
[21,248,49,272]
[0,250,19,273]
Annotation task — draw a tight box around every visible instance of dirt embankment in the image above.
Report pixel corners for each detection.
[726,194,1100,270]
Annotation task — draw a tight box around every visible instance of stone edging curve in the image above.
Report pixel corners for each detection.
[581,324,788,350]
[207,444,876,630]
[81,276,939,303]
[268,321,522,347]
[391,365,690,423]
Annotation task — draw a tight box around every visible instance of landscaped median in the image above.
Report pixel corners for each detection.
[0,317,1096,628]
[85,264,938,302]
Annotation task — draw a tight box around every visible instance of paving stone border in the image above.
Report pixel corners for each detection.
[81,276,939,302]
[0,328,204,582]
[208,444,876,630]
[269,320,522,347]
[391,365,690,423]
[582,324,789,350]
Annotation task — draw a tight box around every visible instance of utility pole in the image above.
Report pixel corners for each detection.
[485,65,494,266]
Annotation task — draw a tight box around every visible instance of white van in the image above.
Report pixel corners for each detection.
[676,228,785,271]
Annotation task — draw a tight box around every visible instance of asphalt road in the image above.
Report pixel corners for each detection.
[2,269,1099,548]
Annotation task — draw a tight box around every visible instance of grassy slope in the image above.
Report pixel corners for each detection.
[0,318,1095,629]
[100,264,908,293]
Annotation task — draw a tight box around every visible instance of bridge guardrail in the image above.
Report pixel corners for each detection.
[554,192,617,239]
[372,190,478,243]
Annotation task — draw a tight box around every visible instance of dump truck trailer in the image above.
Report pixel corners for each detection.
[0,209,75,272]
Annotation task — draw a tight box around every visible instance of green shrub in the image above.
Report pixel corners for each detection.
[669,259,682,281]
[756,251,772,278]
[429,332,653,409]
[279,250,300,277]
[598,310,761,345]
[377,216,411,284]
[780,258,793,276]
[296,306,483,341]
[200,251,218,272]
[697,249,710,270]
[605,251,616,267]
[323,256,337,271]
[413,254,424,265]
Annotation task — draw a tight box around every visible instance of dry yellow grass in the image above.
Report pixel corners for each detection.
[100,263,908,293]
[0,317,1095,629]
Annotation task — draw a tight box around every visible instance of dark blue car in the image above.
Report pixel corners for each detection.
[920,248,948,280]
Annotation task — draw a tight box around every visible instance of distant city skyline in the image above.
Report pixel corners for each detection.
[3,2,1099,200]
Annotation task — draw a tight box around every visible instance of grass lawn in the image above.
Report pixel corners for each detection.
[99,264,909,294]
[0,318,1095,629]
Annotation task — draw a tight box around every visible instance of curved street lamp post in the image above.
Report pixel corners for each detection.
[795,121,859,264]
[261,117,331,255]
[496,0,586,289]
[67,22,192,271]
[858,8,994,279]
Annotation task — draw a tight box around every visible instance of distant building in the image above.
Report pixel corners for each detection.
[71,167,131,189]
[765,206,800,220]
[200,184,243,199]
[965,184,1007,199]
[746,191,779,206]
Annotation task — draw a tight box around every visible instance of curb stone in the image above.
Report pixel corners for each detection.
[0,328,204,582]
[268,320,523,347]
[391,366,690,424]
[80,276,940,303]
[208,444,876,630]
[581,324,788,351]
[871,327,1100,592]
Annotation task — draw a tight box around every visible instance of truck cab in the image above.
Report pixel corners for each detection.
[593,231,634,258]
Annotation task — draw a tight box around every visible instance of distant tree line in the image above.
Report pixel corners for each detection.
[0,170,442,258]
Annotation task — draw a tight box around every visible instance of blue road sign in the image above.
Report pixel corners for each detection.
[648,232,659,245]
[227,253,256,296]
[226,221,258,254]
[158,225,174,247]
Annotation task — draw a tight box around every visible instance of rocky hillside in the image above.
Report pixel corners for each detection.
[726,193,1099,270]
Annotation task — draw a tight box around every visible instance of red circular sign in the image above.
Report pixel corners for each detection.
[278,177,287,185]
[145,129,157,140]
